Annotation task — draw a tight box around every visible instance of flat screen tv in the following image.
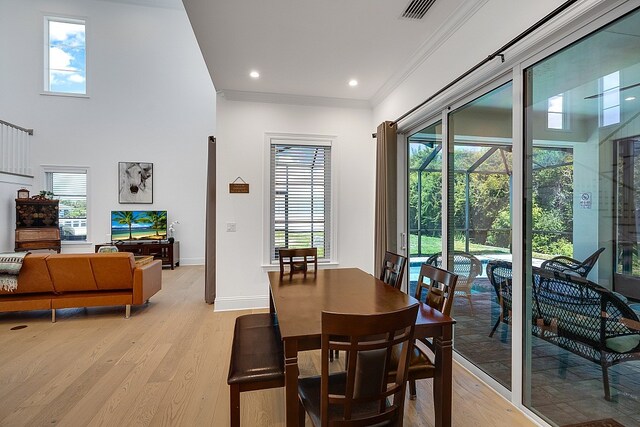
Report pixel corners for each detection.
[111,210,167,242]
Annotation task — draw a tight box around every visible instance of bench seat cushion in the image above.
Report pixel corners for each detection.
[606,335,640,354]
[227,313,284,385]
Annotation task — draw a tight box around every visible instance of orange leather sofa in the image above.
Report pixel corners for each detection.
[0,252,162,321]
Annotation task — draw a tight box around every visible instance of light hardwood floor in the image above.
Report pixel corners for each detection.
[0,266,537,426]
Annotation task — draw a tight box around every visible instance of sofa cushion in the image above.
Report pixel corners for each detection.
[89,253,135,290]
[1,254,55,295]
[46,255,98,292]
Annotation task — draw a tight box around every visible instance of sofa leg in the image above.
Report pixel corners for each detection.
[51,309,56,323]
[125,304,131,319]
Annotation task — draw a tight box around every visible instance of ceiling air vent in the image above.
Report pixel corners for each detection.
[401,0,436,20]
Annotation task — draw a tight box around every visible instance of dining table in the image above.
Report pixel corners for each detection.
[268,267,456,427]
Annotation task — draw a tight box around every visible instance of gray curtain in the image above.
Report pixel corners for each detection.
[374,121,397,273]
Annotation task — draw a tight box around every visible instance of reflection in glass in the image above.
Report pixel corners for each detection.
[448,81,513,389]
[524,8,640,426]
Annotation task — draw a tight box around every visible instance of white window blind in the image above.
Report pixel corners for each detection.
[46,170,87,241]
[270,143,331,261]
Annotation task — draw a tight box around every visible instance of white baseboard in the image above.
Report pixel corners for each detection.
[178,257,205,265]
[214,295,269,311]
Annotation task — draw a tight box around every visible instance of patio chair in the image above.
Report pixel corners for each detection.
[540,247,604,278]
[426,251,482,315]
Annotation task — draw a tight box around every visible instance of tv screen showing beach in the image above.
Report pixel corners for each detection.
[111,210,167,241]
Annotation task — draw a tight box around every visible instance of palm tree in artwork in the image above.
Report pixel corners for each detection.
[113,211,138,240]
[140,211,167,238]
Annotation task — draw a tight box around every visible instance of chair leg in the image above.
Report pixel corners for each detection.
[489,318,501,337]
[601,355,611,401]
[230,384,240,427]
[408,379,417,400]
[298,397,306,426]
[467,293,475,316]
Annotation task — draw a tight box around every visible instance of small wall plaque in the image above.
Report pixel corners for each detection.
[229,177,249,193]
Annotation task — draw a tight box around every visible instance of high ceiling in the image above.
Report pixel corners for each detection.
[181,0,473,103]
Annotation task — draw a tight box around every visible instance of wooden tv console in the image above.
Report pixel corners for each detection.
[95,241,180,270]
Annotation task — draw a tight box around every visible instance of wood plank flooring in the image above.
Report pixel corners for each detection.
[0,266,538,426]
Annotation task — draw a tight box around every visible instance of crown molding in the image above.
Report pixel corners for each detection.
[94,0,182,10]
[370,0,489,107]
[218,89,372,110]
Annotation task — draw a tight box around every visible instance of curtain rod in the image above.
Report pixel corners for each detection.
[372,0,579,138]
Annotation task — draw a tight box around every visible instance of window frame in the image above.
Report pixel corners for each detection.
[42,165,91,245]
[262,133,338,268]
[43,15,88,97]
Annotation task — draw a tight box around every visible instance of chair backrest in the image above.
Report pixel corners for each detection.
[425,251,481,292]
[414,264,459,316]
[320,304,418,426]
[278,247,318,277]
[379,251,407,289]
[97,245,119,253]
[486,260,514,312]
[540,247,605,277]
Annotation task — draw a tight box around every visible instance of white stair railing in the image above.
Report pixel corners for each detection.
[0,119,33,177]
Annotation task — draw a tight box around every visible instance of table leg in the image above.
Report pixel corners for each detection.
[433,325,453,427]
[270,287,275,315]
[284,340,300,426]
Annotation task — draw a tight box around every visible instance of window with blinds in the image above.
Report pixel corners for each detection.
[270,143,331,262]
[45,170,87,241]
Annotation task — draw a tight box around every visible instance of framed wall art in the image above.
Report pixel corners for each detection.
[118,162,153,204]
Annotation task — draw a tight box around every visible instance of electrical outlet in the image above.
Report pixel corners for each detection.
[226,222,236,232]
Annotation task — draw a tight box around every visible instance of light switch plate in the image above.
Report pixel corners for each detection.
[226,222,236,232]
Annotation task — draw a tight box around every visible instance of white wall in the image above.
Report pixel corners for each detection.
[373,0,565,124]
[0,0,216,263]
[215,96,374,310]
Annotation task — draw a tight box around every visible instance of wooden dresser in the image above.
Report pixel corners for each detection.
[15,198,61,252]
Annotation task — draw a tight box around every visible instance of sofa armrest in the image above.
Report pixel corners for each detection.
[132,260,162,305]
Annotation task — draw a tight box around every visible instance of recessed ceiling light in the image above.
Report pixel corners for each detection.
[348,79,358,87]
[625,96,636,101]
[250,71,260,79]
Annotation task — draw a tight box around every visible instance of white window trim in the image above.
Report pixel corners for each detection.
[262,132,338,267]
[42,165,91,245]
[42,15,88,97]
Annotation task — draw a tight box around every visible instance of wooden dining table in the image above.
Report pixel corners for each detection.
[268,267,456,427]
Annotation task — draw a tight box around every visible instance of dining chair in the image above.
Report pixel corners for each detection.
[380,251,407,289]
[297,304,419,426]
[426,251,480,315]
[388,263,458,400]
[278,247,318,278]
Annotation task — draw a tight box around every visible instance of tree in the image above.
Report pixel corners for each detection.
[113,211,138,240]
[139,211,167,236]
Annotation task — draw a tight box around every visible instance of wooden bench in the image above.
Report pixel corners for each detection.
[487,260,640,400]
[227,313,284,426]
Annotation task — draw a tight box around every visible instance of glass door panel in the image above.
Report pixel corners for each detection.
[408,121,442,297]
[448,81,513,389]
[524,8,640,426]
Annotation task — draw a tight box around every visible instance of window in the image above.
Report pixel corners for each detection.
[600,70,620,127]
[45,169,88,241]
[270,141,331,262]
[45,17,86,94]
[547,93,566,129]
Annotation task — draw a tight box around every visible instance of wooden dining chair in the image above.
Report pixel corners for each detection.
[278,247,318,278]
[426,251,480,315]
[388,263,458,400]
[380,251,407,289]
[297,304,419,426]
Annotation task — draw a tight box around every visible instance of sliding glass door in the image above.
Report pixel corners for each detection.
[447,82,513,390]
[524,8,640,425]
